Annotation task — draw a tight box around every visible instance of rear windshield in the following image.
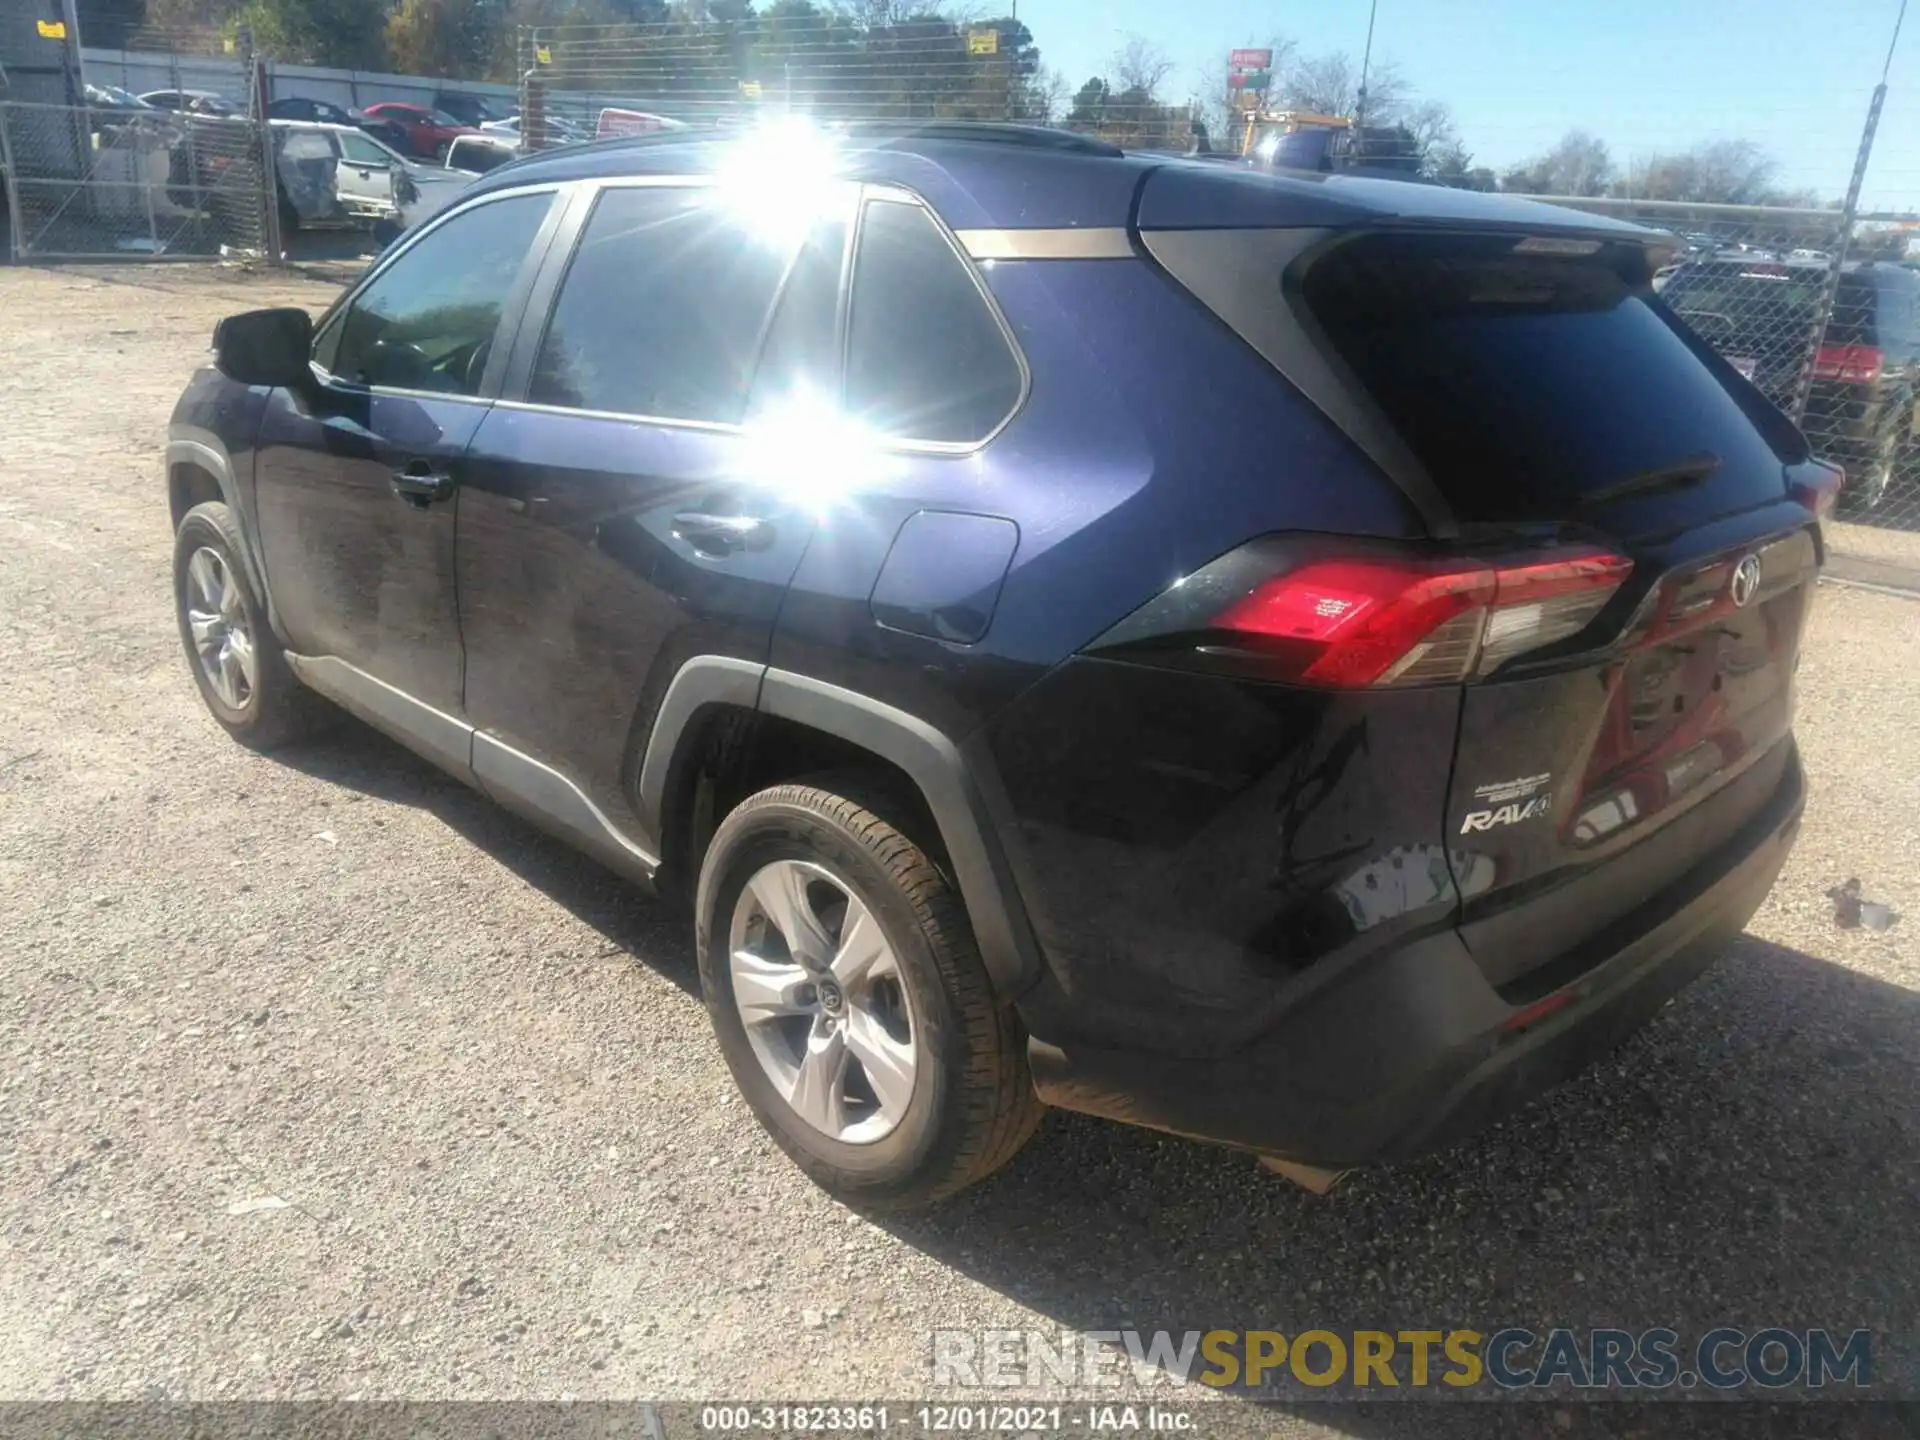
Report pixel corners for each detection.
[1301,232,1796,522]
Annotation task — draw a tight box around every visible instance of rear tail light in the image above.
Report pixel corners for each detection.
[1790,461,1844,518]
[1211,558,1494,687]
[1812,343,1884,383]
[1094,542,1633,689]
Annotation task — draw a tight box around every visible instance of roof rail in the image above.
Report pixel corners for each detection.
[835,120,1123,157]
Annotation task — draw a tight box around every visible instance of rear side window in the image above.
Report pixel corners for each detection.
[846,198,1023,444]
[529,186,795,423]
[1301,233,1795,522]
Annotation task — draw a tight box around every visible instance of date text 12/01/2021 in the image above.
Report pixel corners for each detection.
[698,1406,1196,1433]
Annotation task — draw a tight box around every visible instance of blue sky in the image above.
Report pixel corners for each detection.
[1024,0,1916,211]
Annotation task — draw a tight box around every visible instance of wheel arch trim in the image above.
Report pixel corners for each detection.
[167,434,279,635]
[640,661,1043,999]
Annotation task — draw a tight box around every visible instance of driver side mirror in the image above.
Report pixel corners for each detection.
[212,307,314,388]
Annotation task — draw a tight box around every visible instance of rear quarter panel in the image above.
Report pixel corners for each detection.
[768,254,1422,736]
[767,253,1442,1048]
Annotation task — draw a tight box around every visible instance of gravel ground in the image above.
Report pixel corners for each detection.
[1,264,1916,1426]
[1826,517,1920,578]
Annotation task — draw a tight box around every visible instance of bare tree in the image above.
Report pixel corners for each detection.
[1110,35,1176,99]
[1403,99,1457,156]
[1502,129,1614,196]
[1620,139,1780,204]
[1033,64,1071,124]
[1275,50,1407,121]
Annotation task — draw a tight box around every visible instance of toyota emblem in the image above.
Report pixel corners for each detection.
[1730,554,1762,608]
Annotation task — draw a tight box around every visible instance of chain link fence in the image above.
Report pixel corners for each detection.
[1,23,280,263]
[1,100,274,259]
[1528,196,1920,543]
[513,15,1194,151]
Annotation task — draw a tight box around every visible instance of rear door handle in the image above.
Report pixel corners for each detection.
[391,460,455,508]
[672,511,771,555]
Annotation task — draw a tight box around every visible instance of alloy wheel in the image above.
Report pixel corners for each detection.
[184,546,257,711]
[728,858,919,1144]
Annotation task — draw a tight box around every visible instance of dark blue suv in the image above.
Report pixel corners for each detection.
[166,122,1833,1207]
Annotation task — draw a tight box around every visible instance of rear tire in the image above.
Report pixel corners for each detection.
[697,780,1043,1209]
[172,501,330,751]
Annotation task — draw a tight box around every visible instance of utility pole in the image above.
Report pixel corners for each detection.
[1353,0,1379,132]
[1789,0,1905,424]
[1352,0,1380,166]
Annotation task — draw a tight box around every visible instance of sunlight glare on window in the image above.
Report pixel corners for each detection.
[713,118,844,250]
[733,385,901,513]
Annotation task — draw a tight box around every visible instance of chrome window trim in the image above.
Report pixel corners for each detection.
[953,227,1134,261]
[493,175,1030,457]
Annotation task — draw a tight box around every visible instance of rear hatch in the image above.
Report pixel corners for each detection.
[1147,217,1828,994]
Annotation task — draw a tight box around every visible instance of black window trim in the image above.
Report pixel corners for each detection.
[306,180,574,407]
[490,175,1031,456]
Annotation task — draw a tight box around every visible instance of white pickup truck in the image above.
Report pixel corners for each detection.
[269,119,475,232]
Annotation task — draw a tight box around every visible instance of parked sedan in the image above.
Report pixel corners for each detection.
[267,96,358,126]
[358,102,480,160]
[433,91,512,128]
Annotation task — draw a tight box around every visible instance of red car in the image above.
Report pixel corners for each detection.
[358,102,480,159]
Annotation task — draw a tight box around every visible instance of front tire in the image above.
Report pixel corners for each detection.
[172,501,328,751]
[697,781,1043,1209]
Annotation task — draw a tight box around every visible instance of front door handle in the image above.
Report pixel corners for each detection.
[391,460,455,509]
[672,510,771,555]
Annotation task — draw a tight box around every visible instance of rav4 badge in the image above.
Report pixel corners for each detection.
[1461,795,1553,834]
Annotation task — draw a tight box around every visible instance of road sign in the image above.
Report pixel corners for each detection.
[1228,47,1273,95]
[968,28,999,56]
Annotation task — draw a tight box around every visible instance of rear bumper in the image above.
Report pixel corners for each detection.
[1027,744,1805,1167]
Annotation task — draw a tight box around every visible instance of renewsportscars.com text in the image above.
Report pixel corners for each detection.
[930,1326,1872,1391]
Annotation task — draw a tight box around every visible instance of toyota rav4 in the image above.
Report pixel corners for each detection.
[165,122,1830,1208]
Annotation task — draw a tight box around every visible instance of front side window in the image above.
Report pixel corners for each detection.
[337,131,391,166]
[529,185,800,423]
[314,192,551,395]
[845,198,1023,444]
